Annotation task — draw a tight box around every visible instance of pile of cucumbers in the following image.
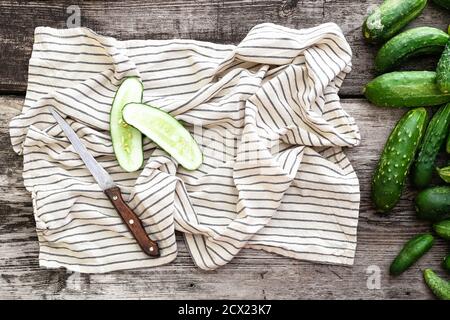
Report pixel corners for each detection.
[363,0,450,299]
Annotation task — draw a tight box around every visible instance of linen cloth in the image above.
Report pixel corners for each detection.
[9,23,361,273]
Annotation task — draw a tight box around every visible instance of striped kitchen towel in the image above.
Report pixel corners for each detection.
[9,23,361,273]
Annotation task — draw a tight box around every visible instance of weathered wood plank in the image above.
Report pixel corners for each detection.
[0,96,447,299]
[0,0,449,95]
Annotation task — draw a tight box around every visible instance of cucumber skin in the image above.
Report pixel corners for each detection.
[415,186,450,221]
[437,40,450,94]
[412,103,450,188]
[447,132,450,153]
[436,166,450,182]
[122,103,203,171]
[433,0,450,9]
[433,220,450,240]
[423,269,450,300]
[372,108,427,212]
[375,27,449,74]
[110,77,144,172]
[390,234,434,276]
[363,0,427,43]
[364,71,450,108]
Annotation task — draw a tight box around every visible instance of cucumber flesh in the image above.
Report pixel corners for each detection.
[110,77,144,172]
[122,103,203,171]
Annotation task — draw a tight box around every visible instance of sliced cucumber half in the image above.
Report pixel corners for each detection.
[110,77,144,172]
[122,103,203,171]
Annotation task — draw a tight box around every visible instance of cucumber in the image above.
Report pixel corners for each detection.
[375,27,449,74]
[372,108,427,212]
[447,131,450,153]
[364,71,450,108]
[390,233,434,276]
[437,166,450,183]
[415,186,450,221]
[423,269,450,300]
[433,0,450,9]
[412,103,450,188]
[362,0,427,43]
[122,103,203,171]
[444,255,450,272]
[437,40,450,94]
[110,77,144,172]
[433,220,450,240]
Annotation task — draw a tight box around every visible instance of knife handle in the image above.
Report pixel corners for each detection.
[104,187,160,257]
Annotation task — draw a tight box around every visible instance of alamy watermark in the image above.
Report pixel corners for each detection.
[366,265,381,290]
[66,5,81,28]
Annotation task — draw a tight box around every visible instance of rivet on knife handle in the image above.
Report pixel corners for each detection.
[104,187,160,257]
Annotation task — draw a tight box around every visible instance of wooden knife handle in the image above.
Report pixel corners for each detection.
[104,187,160,257]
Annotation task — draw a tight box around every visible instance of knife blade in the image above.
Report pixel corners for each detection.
[50,107,116,191]
[49,107,160,257]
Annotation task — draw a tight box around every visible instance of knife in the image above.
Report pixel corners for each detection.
[49,107,160,257]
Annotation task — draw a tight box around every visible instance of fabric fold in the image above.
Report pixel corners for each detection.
[10,23,361,273]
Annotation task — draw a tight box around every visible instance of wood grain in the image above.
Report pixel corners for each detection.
[0,0,449,95]
[1,96,448,300]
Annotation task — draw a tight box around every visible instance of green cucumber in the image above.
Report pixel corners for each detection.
[110,77,144,172]
[447,131,450,153]
[423,269,450,300]
[412,103,450,188]
[372,108,427,212]
[444,255,450,272]
[364,71,450,108]
[415,186,450,221]
[437,40,450,94]
[122,103,202,171]
[437,166,450,183]
[362,0,427,43]
[390,233,434,276]
[433,0,450,9]
[433,220,450,240]
[375,27,449,74]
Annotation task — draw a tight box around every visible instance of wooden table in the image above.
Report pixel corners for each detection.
[1,0,449,300]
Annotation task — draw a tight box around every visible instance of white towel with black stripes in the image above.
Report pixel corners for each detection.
[9,23,361,273]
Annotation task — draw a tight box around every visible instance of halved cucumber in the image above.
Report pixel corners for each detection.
[110,77,144,172]
[122,103,203,171]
